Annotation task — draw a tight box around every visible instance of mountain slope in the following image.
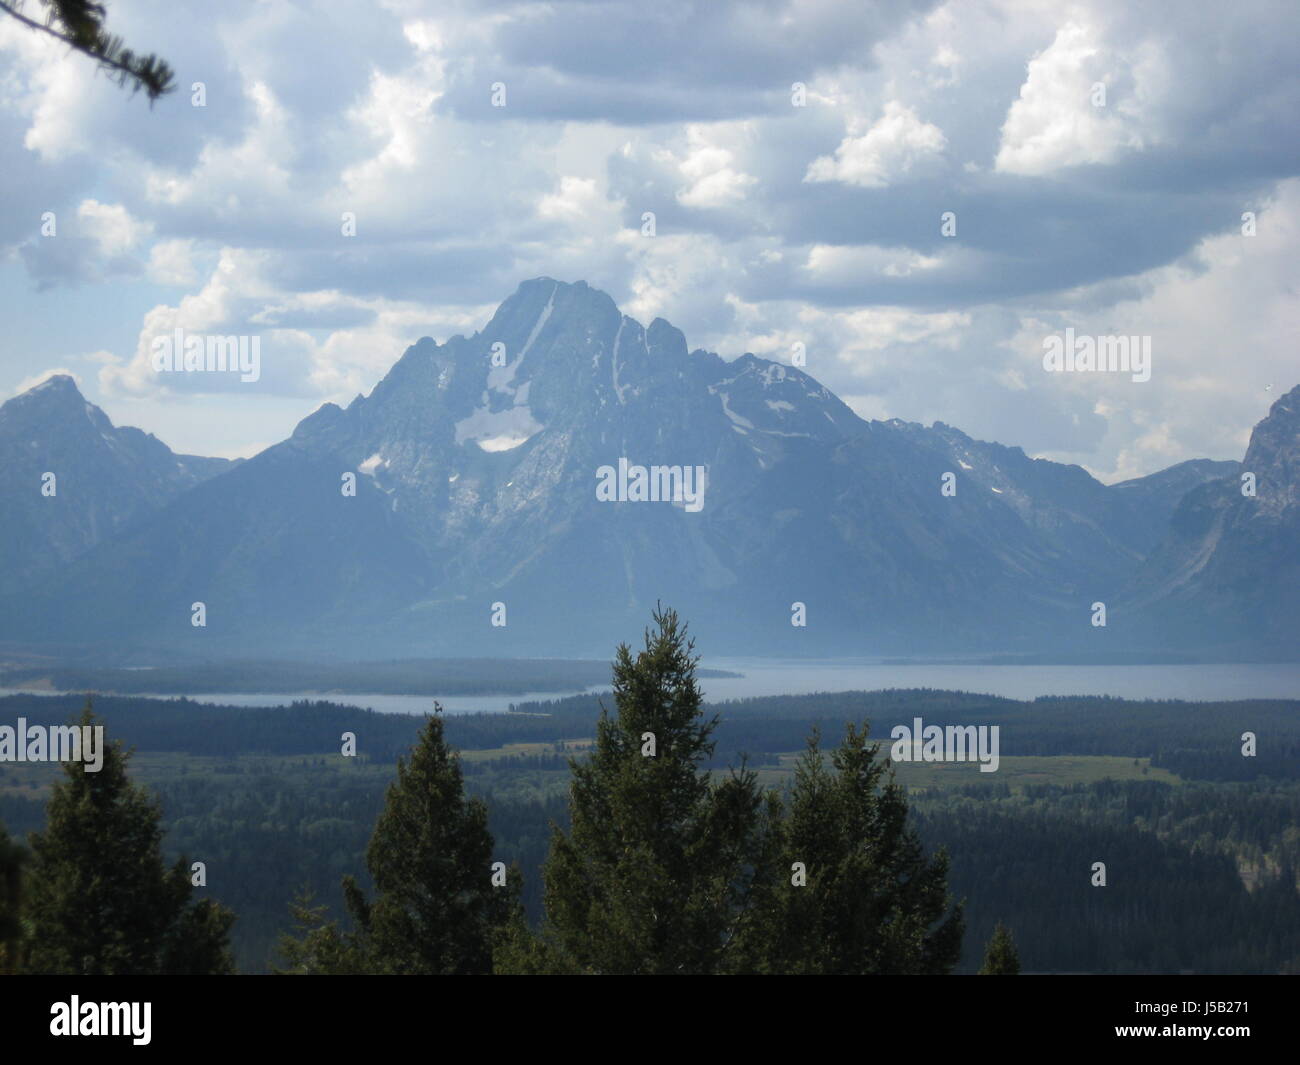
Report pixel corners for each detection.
[0,376,235,595]
[1124,386,1299,655]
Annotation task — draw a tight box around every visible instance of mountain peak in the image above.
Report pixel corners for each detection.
[30,371,79,391]
[498,276,600,310]
[476,277,618,350]
[646,317,687,359]
[0,371,235,598]
[11,372,83,402]
[2,373,98,426]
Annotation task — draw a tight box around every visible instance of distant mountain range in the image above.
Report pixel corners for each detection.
[1,279,1293,661]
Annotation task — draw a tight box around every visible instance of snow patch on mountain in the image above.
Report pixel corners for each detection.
[710,386,753,433]
[454,403,544,452]
[611,317,629,404]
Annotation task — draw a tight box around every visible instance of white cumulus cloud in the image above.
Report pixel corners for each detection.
[805,102,947,188]
[995,21,1155,176]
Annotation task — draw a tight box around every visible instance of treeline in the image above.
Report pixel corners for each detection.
[6,687,1295,780]
[0,655,635,696]
[14,765,1295,973]
[916,783,1300,973]
[0,694,585,759]
[694,692,1300,780]
[10,749,1297,973]
[0,768,568,972]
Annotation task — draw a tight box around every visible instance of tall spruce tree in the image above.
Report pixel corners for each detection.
[536,606,769,974]
[25,702,235,974]
[979,922,1021,974]
[732,723,964,974]
[331,707,520,974]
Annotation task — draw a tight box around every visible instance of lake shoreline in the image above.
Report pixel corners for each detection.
[2,659,1298,715]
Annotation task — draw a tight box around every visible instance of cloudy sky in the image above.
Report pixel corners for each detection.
[1,0,1296,480]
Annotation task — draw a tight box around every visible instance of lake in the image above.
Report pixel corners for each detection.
[699,659,1300,705]
[3,659,1297,714]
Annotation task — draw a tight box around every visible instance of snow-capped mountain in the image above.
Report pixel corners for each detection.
[0,280,1280,659]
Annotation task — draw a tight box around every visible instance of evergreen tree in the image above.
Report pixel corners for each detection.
[274,891,366,975]
[25,701,235,974]
[535,606,769,974]
[979,922,1021,974]
[491,901,554,975]
[0,823,28,974]
[330,707,520,974]
[733,723,964,974]
[160,894,238,975]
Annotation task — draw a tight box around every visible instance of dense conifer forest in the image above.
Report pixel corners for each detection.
[3,646,1297,973]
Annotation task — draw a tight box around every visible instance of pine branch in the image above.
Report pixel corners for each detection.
[0,0,175,102]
